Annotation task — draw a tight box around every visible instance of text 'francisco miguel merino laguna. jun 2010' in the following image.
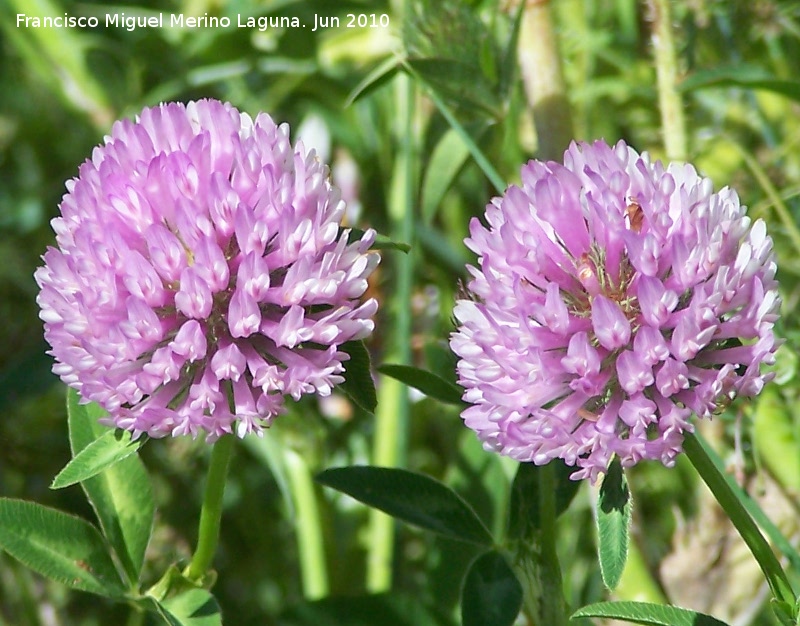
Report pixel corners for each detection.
[15,12,390,32]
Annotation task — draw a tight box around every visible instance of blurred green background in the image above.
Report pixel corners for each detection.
[1,0,800,624]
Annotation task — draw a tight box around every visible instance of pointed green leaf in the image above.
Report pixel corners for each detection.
[316,466,493,546]
[507,460,581,539]
[378,364,464,405]
[571,601,730,626]
[346,227,411,253]
[461,550,522,626]
[136,597,184,626]
[340,340,377,413]
[421,128,472,223]
[679,66,800,103]
[346,56,402,106]
[137,566,222,625]
[407,58,501,118]
[159,588,223,626]
[402,59,505,193]
[596,458,632,590]
[371,234,411,253]
[0,498,125,597]
[66,388,154,585]
[51,425,146,490]
[770,598,795,626]
[498,0,525,97]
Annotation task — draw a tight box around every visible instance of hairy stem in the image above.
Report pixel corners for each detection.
[517,0,575,160]
[649,0,688,160]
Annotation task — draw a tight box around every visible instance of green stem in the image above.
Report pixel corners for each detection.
[366,33,416,591]
[683,432,795,605]
[537,462,568,626]
[514,463,568,626]
[285,448,329,599]
[125,606,145,626]
[649,0,688,161]
[517,0,575,161]
[185,434,235,584]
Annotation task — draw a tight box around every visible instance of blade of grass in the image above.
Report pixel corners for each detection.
[734,143,800,257]
[402,58,506,194]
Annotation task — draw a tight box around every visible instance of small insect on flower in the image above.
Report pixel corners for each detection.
[450,140,779,481]
[625,197,644,233]
[36,99,380,441]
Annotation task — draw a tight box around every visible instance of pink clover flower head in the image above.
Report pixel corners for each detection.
[450,140,779,481]
[36,99,379,440]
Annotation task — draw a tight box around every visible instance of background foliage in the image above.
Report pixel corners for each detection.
[1,0,800,624]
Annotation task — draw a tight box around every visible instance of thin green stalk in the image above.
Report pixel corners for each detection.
[285,448,329,600]
[366,61,417,592]
[516,0,575,161]
[736,143,800,256]
[185,434,235,584]
[683,432,795,605]
[649,0,688,161]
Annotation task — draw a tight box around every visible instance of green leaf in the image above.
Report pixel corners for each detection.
[137,565,222,625]
[0,498,125,597]
[51,424,146,490]
[159,588,223,626]
[407,58,501,118]
[2,0,113,129]
[417,224,471,276]
[346,56,402,106]
[571,601,730,626]
[137,589,223,626]
[507,460,581,539]
[346,227,411,254]
[498,0,525,97]
[679,66,800,103]
[596,458,632,590]
[316,466,493,546]
[770,598,796,626]
[461,550,522,626]
[378,364,464,405]
[402,59,505,193]
[340,340,377,413]
[421,128,472,223]
[371,233,411,254]
[66,388,154,585]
